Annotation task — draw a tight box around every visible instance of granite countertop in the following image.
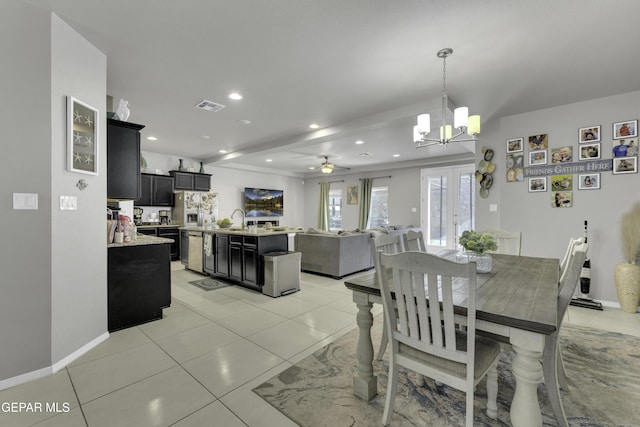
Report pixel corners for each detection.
[108,234,174,248]
[180,226,298,236]
[136,224,182,229]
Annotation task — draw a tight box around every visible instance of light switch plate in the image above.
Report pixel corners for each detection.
[13,193,38,210]
[60,195,78,210]
[489,204,498,212]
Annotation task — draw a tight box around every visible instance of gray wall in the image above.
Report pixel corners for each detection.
[50,14,108,365]
[477,91,640,304]
[0,2,107,386]
[0,0,53,382]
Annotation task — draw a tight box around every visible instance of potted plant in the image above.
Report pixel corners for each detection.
[615,203,640,313]
[458,230,498,273]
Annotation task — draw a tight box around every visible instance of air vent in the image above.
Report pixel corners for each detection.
[194,99,226,112]
[359,152,373,157]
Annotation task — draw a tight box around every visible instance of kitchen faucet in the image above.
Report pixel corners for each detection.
[231,208,246,229]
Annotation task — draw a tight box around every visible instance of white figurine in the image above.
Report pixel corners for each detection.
[116,99,130,121]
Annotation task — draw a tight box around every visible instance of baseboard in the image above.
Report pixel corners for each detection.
[52,331,110,373]
[0,331,109,391]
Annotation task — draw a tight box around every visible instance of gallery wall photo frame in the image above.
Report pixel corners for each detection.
[579,143,601,160]
[578,125,601,143]
[578,173,600,190]
[613,119,638,140]
[529,150,547,165]
[528,177,546,192]
[347,185,359,205]
[67,96,98,175]
[612,156,638,174]
[506,137,524,153]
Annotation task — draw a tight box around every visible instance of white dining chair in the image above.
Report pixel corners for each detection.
[559,236,585,288]
[402,229,426,252]
[543,241,588,427]
[370,234,403,361]
[376,251,501,427]
[481,228,522,256]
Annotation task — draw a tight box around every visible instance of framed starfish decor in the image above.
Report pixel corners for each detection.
[67,96,98,175]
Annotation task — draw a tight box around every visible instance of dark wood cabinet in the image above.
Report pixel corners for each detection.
[108,243,171,332]
[170,170,212,191]
[107,119,144,200]
[136,174,174,206]
[157,227,180,261]
[215,233,229,276]
[243,240,258,286]
[203,232,216,274]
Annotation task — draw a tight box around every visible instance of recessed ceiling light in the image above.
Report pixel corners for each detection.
[393,154,400,157]
[308,166,316,170]
[146,136,158,141]
[238,119,251,125]
[219,149,228,154]
[309,123,320,129]
[355,140,364,145]
[200,135,211,139]
[266,159,273,162]
[229,92,243,100]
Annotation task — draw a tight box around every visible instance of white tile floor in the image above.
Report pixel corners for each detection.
[1,262,639,427]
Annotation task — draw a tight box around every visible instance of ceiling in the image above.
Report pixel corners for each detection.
[28,0,640,177]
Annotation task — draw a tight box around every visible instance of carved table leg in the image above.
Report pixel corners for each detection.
[352,291,377,401]
[510,329,545,427]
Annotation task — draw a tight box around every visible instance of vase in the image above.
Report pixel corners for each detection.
[457,251,492,273]
[199,162,204,173]
[178,159,184,171]
[614,262,640,313]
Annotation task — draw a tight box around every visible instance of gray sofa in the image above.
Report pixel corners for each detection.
[295,231,373,279]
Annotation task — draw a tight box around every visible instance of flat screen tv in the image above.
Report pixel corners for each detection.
[244,187,284,217]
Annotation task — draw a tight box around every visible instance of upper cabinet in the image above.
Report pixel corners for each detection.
[107,119,145,200]
[135,174,174,206]
[169,170,211,191]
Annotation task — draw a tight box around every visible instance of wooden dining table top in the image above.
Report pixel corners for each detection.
[344,253,560,335]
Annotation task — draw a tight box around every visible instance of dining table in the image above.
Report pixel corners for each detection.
[343,252,559,427]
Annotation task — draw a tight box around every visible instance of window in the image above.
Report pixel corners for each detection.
[329,188,342,230]
[367,186,388,229]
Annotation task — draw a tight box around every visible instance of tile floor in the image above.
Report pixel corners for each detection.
[1,262,639,427]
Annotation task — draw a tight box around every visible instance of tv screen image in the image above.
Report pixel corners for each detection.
[244,187,284,217]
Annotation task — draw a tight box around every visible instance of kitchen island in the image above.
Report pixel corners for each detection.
[180,227,291,292]
[107,234,173,331]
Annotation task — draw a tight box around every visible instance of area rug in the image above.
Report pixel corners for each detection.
[253,317,640,426]
[188,278,230,291]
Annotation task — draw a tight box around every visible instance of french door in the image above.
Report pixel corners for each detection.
[420,165,475,253]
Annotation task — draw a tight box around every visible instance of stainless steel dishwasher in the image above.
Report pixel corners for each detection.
[187,231,204,273]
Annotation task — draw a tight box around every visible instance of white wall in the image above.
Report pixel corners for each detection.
[141,151,305,227]
[50,14,108,365]
[477,91,640,304]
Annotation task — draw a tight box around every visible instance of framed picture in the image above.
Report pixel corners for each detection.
[529,150,547,165]
[506,138,524,153]
[613,119,638,139]
[613,156,638,174]
[528,134,548,150]
[551,146,573,163]
[347,185,358,205]
[528,177,546,192]
[612,138,638,157]
[579,143,601,160]
[551,174,572,191]
[67,96,98,175]
[552,191,572,208]
[579,126,601,143]
[578,173,600,190]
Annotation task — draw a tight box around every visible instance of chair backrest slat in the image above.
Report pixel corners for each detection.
[481,228,522,256]
[403,229,426,252]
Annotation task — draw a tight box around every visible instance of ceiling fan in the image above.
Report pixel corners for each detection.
[318,155,350,174]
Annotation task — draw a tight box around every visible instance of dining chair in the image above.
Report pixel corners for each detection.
[402,229,426,252]
[370,234,403,360]
[559,236,585,288]
[543,241,588,427]
[481,228,522,255]
[376,251,501,426]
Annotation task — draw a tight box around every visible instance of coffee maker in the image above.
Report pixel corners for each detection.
[133,207,143,225]
[159,210,171,225]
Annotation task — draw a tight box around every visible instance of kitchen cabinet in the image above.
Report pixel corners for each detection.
[215,233,229,276]
[137,226,180,261]
[107,242,171,332]
[107,119,144,200]
[203,232,215,274]
[169,170,212,191]
[212,232,287,292]
[136,174,174,207]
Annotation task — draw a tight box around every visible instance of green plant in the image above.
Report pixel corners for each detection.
[621,202,640,264]
[459,230,498,254]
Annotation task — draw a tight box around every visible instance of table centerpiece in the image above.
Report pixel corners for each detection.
[457,230,498,273]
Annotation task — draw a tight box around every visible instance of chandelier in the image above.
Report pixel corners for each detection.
[413,48,480,148]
